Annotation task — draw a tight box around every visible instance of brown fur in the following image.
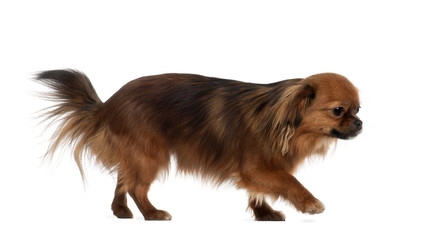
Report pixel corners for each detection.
[35,70,361,221]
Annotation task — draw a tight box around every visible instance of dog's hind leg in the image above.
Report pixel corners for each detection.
[111,173,133,218]
[125,149,172,220]
[128,181,172,221]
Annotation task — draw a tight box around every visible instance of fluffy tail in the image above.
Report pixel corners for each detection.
[35,69,103,179]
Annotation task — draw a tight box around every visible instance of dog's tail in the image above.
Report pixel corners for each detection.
[35,69,103,180]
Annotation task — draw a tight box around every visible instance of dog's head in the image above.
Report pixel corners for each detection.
[269,73,362,155]
[301,73,362,140]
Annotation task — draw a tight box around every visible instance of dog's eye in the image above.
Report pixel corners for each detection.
[356,107,360,114]
[333,107,345,117]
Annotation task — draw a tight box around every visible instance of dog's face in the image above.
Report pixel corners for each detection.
[301,73,362,140]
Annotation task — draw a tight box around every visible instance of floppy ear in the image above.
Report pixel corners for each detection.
[272,83,315,155]
[286,84,315,128]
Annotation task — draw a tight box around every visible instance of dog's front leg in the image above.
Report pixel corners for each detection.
[239,168,325,215]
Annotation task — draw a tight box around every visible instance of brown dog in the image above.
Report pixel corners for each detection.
[35,70,361,221]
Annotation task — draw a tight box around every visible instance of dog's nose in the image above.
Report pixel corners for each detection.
[354,119,362,130]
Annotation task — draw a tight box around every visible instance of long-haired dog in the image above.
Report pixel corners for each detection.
[35,70,361,221]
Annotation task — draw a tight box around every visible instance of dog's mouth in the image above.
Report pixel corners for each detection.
[329,128,362,140]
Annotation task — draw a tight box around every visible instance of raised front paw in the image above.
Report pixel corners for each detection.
[295,197,325,214]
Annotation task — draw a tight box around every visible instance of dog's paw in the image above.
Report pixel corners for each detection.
[112,205,134,219]
[296,197,325,215]
[144,210,172,220]
[255,210,286,221]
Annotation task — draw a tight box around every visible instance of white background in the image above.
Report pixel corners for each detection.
[1,0,436,239]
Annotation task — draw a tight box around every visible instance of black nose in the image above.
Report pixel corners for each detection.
[354,119,363,130]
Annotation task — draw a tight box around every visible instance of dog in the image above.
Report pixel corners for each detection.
[35,70,362,221]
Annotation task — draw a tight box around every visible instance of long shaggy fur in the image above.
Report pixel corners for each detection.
[35,69,361,221]
[36,70,103,178]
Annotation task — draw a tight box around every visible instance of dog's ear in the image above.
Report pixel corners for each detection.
[286,84,315,128]
[272,83,315,155]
